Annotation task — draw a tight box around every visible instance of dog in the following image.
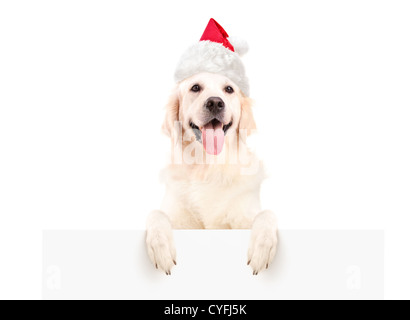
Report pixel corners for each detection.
[145,71,278,275]
[145,18,278,275]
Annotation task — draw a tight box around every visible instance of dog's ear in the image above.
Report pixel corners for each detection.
[162,88,180,137]
[239,95,257,136]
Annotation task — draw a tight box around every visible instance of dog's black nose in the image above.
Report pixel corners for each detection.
[205,97,225,114]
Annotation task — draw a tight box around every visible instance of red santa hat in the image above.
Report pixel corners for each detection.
[174,18,250,96]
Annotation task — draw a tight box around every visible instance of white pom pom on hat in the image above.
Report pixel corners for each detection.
[174,18,250,96]
[227,36,249,57]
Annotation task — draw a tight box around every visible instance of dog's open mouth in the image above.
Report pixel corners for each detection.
[190,119,233,155]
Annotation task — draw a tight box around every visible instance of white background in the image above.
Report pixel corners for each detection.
[0,0,409,299]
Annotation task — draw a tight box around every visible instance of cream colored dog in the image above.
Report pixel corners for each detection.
[146,72,278,275]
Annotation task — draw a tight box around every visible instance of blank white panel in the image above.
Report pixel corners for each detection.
[43,230,383,300]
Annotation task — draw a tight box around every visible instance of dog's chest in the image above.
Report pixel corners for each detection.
[179,179,240,224]
[167,172,261,227]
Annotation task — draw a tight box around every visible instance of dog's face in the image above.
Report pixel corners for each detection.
[163,72,256,156]
[178,73,240,155]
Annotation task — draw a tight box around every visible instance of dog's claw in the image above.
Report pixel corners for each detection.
[266,263,269,269]
[247,260,251,265]
[173,260,177,266]
[155,264,158,269]
[253,270,258,275]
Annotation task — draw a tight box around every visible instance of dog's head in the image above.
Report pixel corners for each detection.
[163,72,256,156]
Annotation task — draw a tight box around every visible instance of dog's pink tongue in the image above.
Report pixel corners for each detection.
[202,122,225,155]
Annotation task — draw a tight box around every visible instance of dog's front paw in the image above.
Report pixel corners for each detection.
[146,230,176,275]
[247,211,278,275]
[146,211,176,275]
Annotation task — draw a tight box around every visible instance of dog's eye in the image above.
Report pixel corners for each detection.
[191,84,201,93]
[225,86,234,94]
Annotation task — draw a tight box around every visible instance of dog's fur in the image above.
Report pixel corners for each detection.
[146,72,278,275]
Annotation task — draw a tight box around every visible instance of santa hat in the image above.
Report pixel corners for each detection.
[174,18,250,96]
